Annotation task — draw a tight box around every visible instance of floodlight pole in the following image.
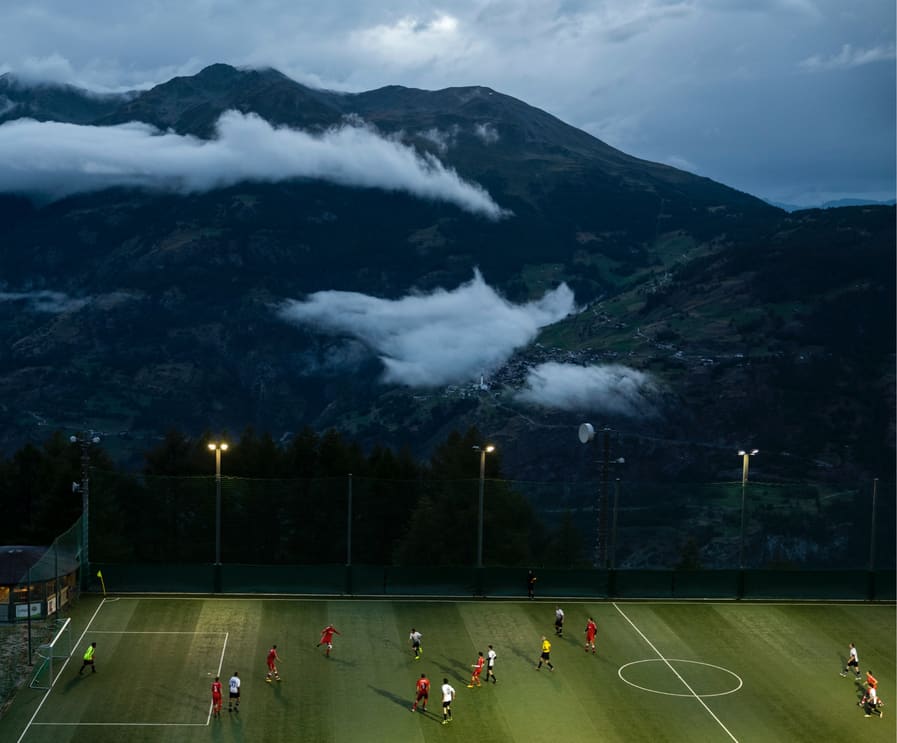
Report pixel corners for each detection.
[738,449,758,570]
[71,431,100,590]
[473,444,495,569]
[868,477,878,572]
[208,441,228,591]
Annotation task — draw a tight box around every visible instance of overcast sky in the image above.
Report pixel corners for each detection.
[1,1,893,207]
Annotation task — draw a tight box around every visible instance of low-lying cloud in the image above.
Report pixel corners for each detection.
[515,362,659,417]
[0,290,89,313]
[0,111,508,218]
[278,270,575,387]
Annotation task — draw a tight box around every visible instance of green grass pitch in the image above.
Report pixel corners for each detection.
[1,595,894,742]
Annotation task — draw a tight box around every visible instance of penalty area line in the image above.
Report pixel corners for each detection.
[613,602,739,743]
[16,598,109,743]
[32,722,209,727]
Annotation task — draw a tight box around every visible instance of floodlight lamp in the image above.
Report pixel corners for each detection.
[220,443,229,451]
[70,435,77,443]
[485,445,495,453]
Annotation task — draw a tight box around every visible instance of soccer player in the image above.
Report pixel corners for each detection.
[266,644,281,682]
[866,670,878,690]
[585,617,598,654]
[318,624,341,657]
[555,606,565,637]
[841,642,861,679]
[860,684,884,718]
[411,673,430,712]
[441,678,455,725]
[486,645,497,684]
[228,671,241,712]
[211,676,223,718]
[527,570,537,600]
[468,651,485,687]
[409,628,423,660]
[536,636,554,671]
[78,642,97,675]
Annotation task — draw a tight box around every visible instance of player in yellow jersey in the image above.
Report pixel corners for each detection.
[536,636,554,671]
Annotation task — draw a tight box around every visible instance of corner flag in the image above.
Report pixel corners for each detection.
[96,570,107,596]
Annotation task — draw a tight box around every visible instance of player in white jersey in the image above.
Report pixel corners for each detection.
[440,678,455,725]
[228,671,241,712]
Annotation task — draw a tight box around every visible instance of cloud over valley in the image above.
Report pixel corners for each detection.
[278,271,575,387]
[0,111,507,217]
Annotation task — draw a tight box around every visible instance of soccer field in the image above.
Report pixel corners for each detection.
[1,595,894,742]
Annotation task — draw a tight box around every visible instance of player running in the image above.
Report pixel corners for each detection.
[841,642,861,680]
[409,628,423,660]
[266,644,281,682]
[318,624,341,657]
[585,617,598,654]
[555,606,565,637]
[468,651,485,687]
[211,676,223,718]
[536,636,554,671]
[411,673,430,712]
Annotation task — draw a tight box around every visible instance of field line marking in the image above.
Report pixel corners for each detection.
[32,722,208,727]
[17,598,108,743]
[613,602,739,743]
[206,632,229,725]
[88,630,227,634]
[101,595,886,607]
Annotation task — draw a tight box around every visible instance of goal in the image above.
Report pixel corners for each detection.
[30,617,73,690]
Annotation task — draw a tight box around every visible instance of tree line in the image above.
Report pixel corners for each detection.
[0,426,586,568]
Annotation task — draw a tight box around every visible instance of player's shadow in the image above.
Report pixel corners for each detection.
[508,643,534,665]
[323,656,356,669]
[63,672,95,692]
[369,685,410,711]
[433,659,468,682]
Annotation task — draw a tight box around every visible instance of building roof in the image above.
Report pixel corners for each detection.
[0,545,80,585]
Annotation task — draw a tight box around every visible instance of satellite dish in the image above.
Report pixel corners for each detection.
[578,423,595,444]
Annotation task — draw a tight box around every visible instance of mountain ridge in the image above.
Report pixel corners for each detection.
[0,64,891,484]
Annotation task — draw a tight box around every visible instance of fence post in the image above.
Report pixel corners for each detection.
[346,474,353,596]
[867,477,878,601]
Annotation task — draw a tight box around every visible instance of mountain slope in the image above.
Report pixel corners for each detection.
[0,65,890,484]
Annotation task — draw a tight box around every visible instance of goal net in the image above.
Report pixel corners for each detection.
[30,618,73,690]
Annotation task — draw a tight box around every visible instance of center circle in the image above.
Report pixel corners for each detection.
[618,659,743,697]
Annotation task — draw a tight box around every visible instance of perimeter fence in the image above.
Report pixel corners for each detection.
[79,470,895,600]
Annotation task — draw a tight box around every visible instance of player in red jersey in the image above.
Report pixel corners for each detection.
[318,624,341,657]
[411,673,430,712]
[265,644,281,682]
[468,651,485,688]
[585,617,598,654]
[211,676,223,718]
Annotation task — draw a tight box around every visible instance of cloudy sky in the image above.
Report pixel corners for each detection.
[1,0,893,207]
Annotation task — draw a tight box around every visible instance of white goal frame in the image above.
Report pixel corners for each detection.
[30,617,73,690]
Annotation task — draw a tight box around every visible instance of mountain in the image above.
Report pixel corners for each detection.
[0,73,133,125]
[0,64,892,484]
[766,196,896,212]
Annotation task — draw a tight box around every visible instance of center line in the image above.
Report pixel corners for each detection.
[613,602,739,743]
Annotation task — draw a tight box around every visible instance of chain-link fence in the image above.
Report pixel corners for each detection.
[89,471,894,571]
[1,518,81,716]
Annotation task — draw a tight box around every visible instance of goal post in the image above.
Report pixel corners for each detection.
[30,617,73,690]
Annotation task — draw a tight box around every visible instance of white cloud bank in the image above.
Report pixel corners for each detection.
[0,111,508,218]
[278,270,575,387]
[516,362,659,417]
